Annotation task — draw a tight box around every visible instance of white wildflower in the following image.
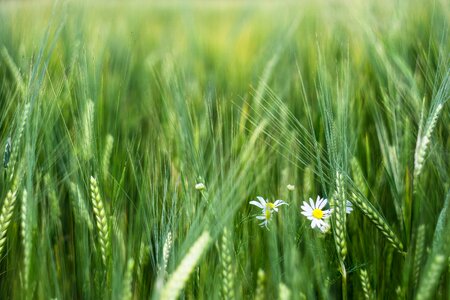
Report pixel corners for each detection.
[300,196,332,232]
[250,196,288,229]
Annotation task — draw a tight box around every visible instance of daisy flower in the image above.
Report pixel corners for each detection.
[249,196,288,228]
[301,196,332,232]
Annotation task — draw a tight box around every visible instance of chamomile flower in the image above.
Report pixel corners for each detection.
[301,196,332,232]
[249,196,288,228]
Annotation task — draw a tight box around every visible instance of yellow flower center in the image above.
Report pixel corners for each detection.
[312,208,324,219]
[266,202,275,209]
[265,209,271,220]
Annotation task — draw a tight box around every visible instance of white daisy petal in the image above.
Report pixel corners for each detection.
[309,198,315,209]
[315,197,323,208]
[319,222,330,233]
[257,196,266,206]
[322,209,332,216]
[274,200,288,207]
[346,200,353,214]
[319,220,327,228]
[249,201,265,209]
[301,202,313,212]
[318,198,327,209]
[256,216,265,220]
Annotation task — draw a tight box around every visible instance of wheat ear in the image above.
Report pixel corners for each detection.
[121,258,135,300]
[350,157,368,197]
[333,171,348,260]
[90,176,110,265]
[21,189,31,292]
[350,192,404,253]
[102,134,114,177]
[414,103,443,182]
[359,269,373,300]
[160,231,211,300]
[82,100,95,160]
[415,254,446,300]
[220,228,234,300]
[0,184,19,257]
[8,102,30,180]
[413,224,426,288]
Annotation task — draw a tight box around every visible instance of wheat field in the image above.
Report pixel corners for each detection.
[0,0,449,299]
